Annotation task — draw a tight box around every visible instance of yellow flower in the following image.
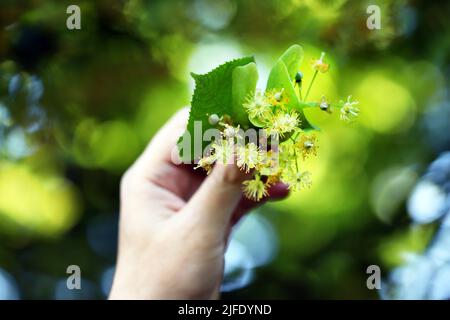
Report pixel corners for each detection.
[265,88,289,107]
[242,175,269,201]
[283,170,312,192]
[243,91,272,120]
[257,149,281,176]
[236,142,260,173]
[211,139,235,165]
[194,155,216,174]
[267,110,299,137]
[278,143,294,168]
[311,52,330,73]
[340,96,360,122]
[222,124,241,139]
[296,133,318,160]
[266,173,281,186]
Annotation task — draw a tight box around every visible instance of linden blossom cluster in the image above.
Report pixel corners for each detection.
[196,95,317,201]
[194,51,360,201]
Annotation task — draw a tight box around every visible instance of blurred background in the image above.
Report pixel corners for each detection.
[1,0,450,299]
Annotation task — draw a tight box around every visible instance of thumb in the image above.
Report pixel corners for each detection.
[182,163,247,237]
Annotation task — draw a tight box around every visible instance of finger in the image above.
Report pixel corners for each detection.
[133,107,189,173]
[267,182,290,199]
[224,182,289,247]
[182,163,248,237]
[230,182,290,224]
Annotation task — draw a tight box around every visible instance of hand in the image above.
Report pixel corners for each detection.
[109,108,288,299]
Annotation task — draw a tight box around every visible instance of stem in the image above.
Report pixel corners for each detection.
[290,136,300,173]
[293,146,300,173]
[304,70,318,101]
[290,131,300,142]
[294,81,303,102]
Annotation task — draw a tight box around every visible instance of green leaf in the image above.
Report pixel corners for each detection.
[248,114,267,128]
[178,56,255,161]
[279,44,304,80]
[266,59,298,110]
[298,101,319,108]
[231,62,258,128]
[266,45,317,131]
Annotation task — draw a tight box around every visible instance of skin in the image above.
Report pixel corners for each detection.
[109,108,289,300]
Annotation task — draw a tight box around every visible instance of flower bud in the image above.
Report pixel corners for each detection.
[295,71,303,84]
[304,140,314,149]
[208,113,220,125]
[319,95,332,114]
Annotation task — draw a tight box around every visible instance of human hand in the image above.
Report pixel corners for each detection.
[109,108,288,299]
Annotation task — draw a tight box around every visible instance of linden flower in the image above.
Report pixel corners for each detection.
[243,91,272,120]
[242,175,269,201]
[211,139,235,165]
[237,142,260,173]
[340,96,360,122]
[266,174,281,186]
[297,134,318,160]
[223,124,241,139]
[284,171,312,192]
[195,155,216,174]
[278,143,293,163]
[311,52,330,73]
[257,149,281,176]
[265,88,288,107]
[267,111,299,137]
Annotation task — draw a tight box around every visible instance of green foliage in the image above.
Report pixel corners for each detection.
[266,45,317,130]
[231,62,259,128]
[278,44,304,80]
[179,56,255,161]
[180,44,319,161]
